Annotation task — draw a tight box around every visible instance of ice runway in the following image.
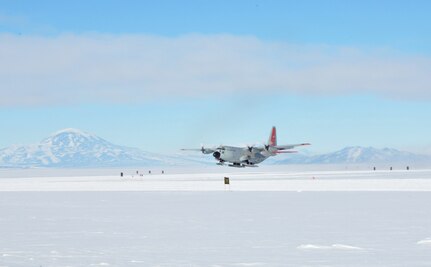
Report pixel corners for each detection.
[0,168,431,191]
[0,168,430,266]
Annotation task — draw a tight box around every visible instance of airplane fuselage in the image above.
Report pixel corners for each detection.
[213,146,269,167]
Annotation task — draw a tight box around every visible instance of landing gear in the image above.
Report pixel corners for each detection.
[216,159,225,166]
[228,163,244,168]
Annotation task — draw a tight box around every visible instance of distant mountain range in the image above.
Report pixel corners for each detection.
[0,129,430,168]
[272,146,431,165]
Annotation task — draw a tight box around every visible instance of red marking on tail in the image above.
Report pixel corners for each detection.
[268,126,277,146]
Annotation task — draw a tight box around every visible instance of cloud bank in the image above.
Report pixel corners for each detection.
[0,33,430,106]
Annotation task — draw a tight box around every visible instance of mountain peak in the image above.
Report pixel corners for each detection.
[50,128,96,138]
[41,128,104,149]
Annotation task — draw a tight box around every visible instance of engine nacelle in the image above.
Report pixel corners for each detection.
[213,151,221,159]
[261,145,277,157]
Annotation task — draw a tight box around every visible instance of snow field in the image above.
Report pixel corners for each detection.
[0,192,430,266]
[1,168,431,266]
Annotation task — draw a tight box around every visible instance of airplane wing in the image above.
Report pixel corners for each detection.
[275,143,311,150]
[180,147,218,154]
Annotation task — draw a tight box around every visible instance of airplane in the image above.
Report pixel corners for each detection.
[181,126,310,167]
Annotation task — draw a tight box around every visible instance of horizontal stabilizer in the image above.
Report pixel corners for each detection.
[275,143,311,150]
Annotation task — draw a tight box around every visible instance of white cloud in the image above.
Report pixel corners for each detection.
[0,33,430,106]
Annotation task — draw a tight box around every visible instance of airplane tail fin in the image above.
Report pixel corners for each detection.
[268,126,277,146]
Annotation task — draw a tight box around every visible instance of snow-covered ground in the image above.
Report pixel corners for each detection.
[1,192,431,267]
[0,168,431,191]
[1,167,431,266]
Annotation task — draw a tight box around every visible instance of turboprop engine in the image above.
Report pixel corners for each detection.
[213,151,221,159]
[260,144,277,157]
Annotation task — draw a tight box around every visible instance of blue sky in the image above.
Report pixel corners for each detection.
[1,1,431,154]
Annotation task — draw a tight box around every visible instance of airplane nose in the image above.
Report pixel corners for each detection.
[213,151,221,159]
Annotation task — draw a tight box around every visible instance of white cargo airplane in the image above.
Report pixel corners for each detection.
[182,126,310,167]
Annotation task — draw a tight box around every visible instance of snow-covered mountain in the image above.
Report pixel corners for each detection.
[0,128,185,168]
[273,146,431,165]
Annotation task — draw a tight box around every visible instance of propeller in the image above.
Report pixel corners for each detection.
[260,142,277,156]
